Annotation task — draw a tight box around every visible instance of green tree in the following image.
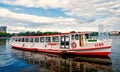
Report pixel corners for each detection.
[0,32,12,37]
[14,31,59,36]
[70,31,76,33]
[90,32,98,36]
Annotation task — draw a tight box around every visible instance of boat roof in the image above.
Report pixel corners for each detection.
[12,32,85,38]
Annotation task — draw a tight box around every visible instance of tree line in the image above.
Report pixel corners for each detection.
[0,32,13,37]
[0,31,59,37]
[0,31,120,37]
[16,31,59,36]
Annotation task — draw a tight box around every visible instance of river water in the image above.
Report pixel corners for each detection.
[0,36,120,72]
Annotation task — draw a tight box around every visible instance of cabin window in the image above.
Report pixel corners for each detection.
[46,37,51,42]
[14,38,16,42]
[85,34,89,39]
[26,38,29,42]
[21,38,24,42]
[71,35,74,40]
[75,34,79,40]
[18,38,21,42]
[12,38,15,42]
[15,38,17,42]
[52,36,59,42]
[13,38,17,42]
[35,38,39,42]
[40,37,44,42]
[30,38,34,42]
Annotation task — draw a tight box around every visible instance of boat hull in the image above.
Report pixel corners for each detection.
[11,45,63,55]
[69,46,111,56]
[11,45,111,57]
[72,52,110,57]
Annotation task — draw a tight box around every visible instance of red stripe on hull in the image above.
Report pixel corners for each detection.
[11,45,111,57]
[69,46,111,51]
[73,52,110,57]
[11,45,63,55]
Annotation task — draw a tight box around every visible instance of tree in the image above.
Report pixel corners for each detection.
[90,32,98,36]
[70,31,76,33]
[0,32,12,37]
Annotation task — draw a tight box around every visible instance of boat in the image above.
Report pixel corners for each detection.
[11,32,112,57]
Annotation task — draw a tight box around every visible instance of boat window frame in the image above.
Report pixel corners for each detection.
[13,37,17,42]
[52,36,59,42]
[35,37,39,42]
[21,38,24,42]
[15,38,17,42]
[40,37,44,43]
[71,34,74,40]
[25,38,29,42]
[17,38,21,42]
[12,38,15,42]
[85,34,89,39]
[46,37,51,42]
[30,38,34,42]
[75,34,79,40]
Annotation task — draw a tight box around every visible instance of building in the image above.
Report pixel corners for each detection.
[110,31,120,35]
[0,26,7,32]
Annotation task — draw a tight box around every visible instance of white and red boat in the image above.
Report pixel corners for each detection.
[11,32,112,57]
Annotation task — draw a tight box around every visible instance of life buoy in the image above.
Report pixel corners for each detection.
[71,42,77,48]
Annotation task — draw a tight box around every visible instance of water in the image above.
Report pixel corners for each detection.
[0,39,39,72]
[0,36,120,72]
[110,36,120,72]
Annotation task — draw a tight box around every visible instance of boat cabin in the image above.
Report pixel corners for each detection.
[11,32,112,56]
[11,32,88,50]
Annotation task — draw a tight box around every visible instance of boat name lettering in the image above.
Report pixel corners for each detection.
[48,43,57,46]
[95,43,104,46]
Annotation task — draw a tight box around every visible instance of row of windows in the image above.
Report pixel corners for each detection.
[13,36,59,42]
[13,34,82,42]
[71,34,79,40]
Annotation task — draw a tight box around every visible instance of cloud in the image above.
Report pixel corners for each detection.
[0,0,120,33]
[0,0,120,17]
[0,8,78,33]
[0,0,97,17]
[0,0,69,9]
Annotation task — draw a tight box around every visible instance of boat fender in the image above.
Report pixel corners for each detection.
[71,42,77,48]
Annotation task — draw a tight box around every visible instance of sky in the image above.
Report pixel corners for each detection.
[0,0,120,33]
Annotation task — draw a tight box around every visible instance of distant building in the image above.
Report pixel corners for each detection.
[0,26,7,32]
[110,31,119,35]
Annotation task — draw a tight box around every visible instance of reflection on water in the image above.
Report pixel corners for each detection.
[0,39,40,72]
[2,37,120,72]
[0,39,14,67]
[0,39,7,52]
[12,49,112,72]
[110,36,120,72]
[0,39,6,46]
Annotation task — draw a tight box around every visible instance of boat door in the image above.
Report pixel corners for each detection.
[60,35,70,48]
[79,34,84,47]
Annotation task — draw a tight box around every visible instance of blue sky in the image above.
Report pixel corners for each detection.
[0,0,120,33]
[0,3,69,17]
